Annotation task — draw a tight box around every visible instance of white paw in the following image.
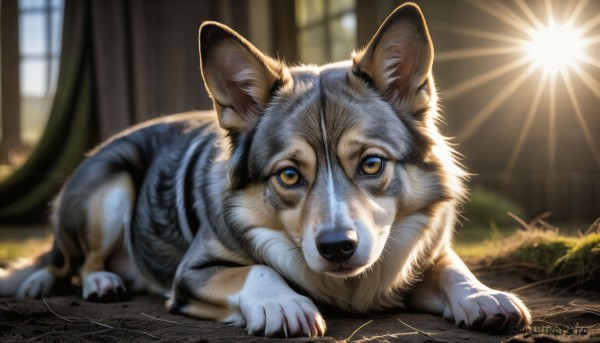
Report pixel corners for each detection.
[236,266,326,337]
[445,287,531,333]
[17,268,55,299]
[82,271,126,301]
[241,293,325,337]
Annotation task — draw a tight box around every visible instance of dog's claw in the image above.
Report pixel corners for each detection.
[451,289,531,334]
[82,271,126,302]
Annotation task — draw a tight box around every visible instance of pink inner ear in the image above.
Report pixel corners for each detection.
[226,80,255,116]
[379,37,421,99]
[214,50,257,116]
[390,53,418,98]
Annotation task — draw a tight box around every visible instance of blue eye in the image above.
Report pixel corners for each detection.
[360,156,384,175]
[277,167,301,186]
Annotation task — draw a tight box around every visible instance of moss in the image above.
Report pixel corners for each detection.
[553,233,600,290]
[489,227,600,292]
[511,239,572,269]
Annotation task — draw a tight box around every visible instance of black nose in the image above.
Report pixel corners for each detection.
[316,230,357,263]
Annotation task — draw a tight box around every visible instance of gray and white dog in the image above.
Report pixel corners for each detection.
[1,3,531,337]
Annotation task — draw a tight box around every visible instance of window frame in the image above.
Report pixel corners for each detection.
[295,0,356,64]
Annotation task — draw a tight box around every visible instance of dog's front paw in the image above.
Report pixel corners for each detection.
[82,271,126,302]
[236,266,325,337]
[241,293,326,337]
[17,268,55,299]
[446,287,531,333]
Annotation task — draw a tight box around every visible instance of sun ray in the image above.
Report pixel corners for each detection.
[581,34,600,47]
[579,12,600,35]
[458,63,538,141]
[507,73,548,171]
[570,63,600,98]
[560,70,600,168]
[548,73,557,172]
[487,1,537,33]
[433,22,528,46]
[444,56,531,100]
[544,0,555,24]
[577,53,600,68]
[465,0,532,34]
[514,0,546,30]
[435,46,523,62]
[565,0,589,27]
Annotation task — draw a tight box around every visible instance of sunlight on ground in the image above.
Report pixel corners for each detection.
[453,225,513,259]
[0,227,53,264]
[454,241,498,259]
[0,237,52,263]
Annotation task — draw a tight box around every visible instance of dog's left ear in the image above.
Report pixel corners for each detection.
[199,22,289,132]
[353,3,433,109]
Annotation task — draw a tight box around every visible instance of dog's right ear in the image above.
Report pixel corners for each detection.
[200,22,289,133]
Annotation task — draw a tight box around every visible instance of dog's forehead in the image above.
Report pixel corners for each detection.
[250,63,411,169]
[318,64,410,152]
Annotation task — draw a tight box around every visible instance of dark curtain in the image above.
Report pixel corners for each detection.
[89,0,217,139]
[0,0,227,223]
[0,0,95,223]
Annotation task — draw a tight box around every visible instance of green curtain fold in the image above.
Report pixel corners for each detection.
[0,0,223,224]
[0,0,96,223]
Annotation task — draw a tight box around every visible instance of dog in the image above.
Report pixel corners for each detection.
[1,3,531,337]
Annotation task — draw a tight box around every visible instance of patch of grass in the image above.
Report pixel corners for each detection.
[508,230,573,268]
[487,217,600,292]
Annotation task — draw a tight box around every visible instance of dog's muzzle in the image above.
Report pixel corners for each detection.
[316,230,357,263]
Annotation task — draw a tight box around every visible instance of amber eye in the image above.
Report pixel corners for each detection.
[277,167,301,187]
[360,156,384,175]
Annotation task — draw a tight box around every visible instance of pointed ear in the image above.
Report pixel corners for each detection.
[199,22,289,132]
[352,3,433,109]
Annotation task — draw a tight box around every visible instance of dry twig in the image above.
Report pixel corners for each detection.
[42,297,74,323]
[397,318,445,342]
[569,301,600,316]
[341,319,373,342]
[0,299,25,316]
[141,312,202,328]
[509,272,579,293]
[41,297,159,339]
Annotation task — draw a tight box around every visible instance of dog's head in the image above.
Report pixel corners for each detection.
[200,3,462,277]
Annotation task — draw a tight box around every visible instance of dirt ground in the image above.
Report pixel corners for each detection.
[1,267,599,343]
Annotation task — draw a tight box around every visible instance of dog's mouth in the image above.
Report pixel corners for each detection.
[324,264,367,278]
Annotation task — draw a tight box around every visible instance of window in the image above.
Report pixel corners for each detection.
[295,0,356,65]
[19,0,64,146]
[0,0,63,179]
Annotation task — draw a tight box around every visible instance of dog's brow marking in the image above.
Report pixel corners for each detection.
[319,108,338,226]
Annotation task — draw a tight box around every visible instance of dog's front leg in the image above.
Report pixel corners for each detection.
[409,248,531,333]
[167,263,325,337]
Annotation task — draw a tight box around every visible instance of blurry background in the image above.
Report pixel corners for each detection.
[0,0,598,230]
